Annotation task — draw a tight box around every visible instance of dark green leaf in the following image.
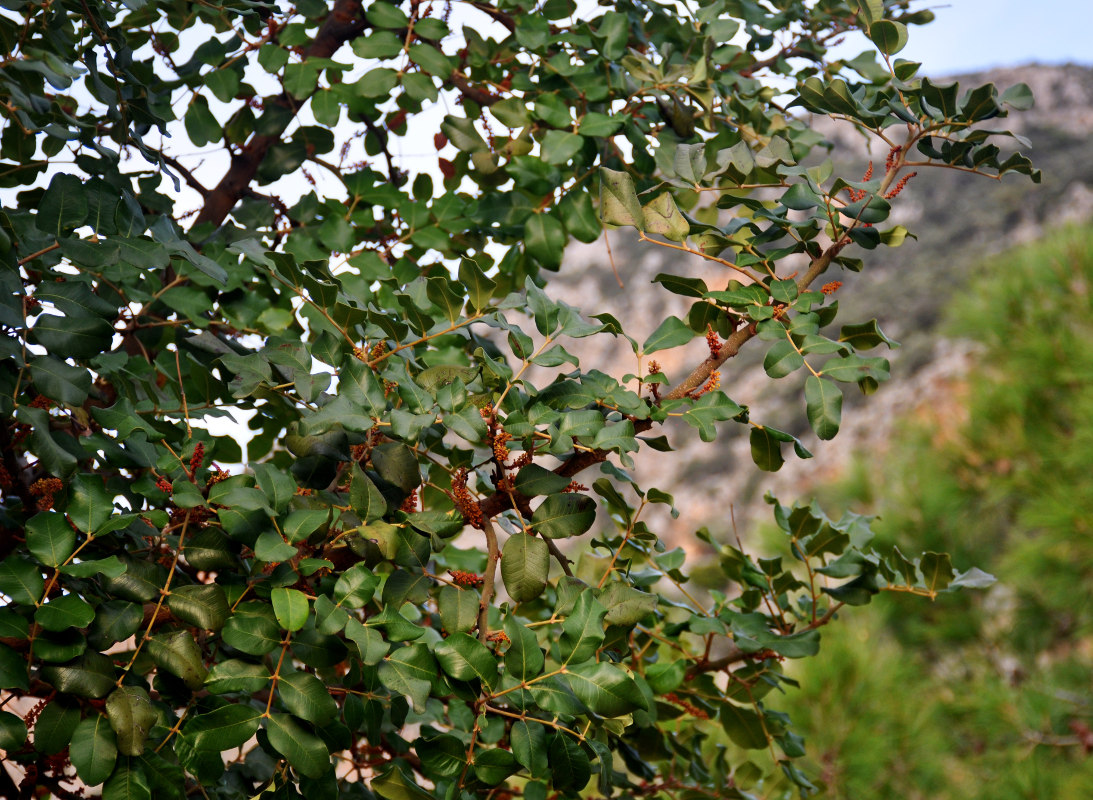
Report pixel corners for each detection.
[531,493,596,539]
[501,533,549,603]
[804,376,843,440]
[106,686,157,756]
[434,632,497,686]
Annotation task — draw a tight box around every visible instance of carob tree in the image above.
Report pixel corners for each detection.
[0,1,1038,798]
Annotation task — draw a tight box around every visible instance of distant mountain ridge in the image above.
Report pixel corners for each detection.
[548,63,1093,539]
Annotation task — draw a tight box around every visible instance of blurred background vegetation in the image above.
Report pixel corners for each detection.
[782,224,1093,798]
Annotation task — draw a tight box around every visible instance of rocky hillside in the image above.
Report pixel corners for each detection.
[547,63,1093,541]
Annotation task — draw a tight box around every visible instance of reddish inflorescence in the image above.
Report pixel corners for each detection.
[449,569,484,588]
[647,360,663,401]
[662,693,710,719]
[705,324,721,359]
[821,280,843,295]
[450,467,483,528]
[189,442,205,476]
[693,371,720,398]
[29,477,64,511]
[884,171,918,199]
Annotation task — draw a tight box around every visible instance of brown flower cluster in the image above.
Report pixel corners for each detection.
[692,371,720,399]
[647,360,663,401]
[449,569,484,588]
[449,467,482,528]
[885,145,902,173]
[481,404,513,465]
[821,280,843,295]
[884,171,917,199]
[189,442,205,476]
[705,324,721,359]
[662,693,710,719]
[30,477,64,511]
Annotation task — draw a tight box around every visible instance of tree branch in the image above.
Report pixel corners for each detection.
[476,236,849,524]
[194,0,367,229]
[477,515,500,641]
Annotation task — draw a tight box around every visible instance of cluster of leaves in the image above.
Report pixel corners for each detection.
[790,223,1093,799]
[0,0,1036,798]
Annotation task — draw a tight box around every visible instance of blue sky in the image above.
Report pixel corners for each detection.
[842,0,1093,76]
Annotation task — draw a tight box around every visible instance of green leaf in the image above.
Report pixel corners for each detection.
[277,670,337,724]
[566,662,643,717]
[378,644,435,713]
[28,356,92,405]
[511,718,548,777]
[70,715,117,786]
[503,617,544,680]
[334,563,379,608]
[531,493,596,539]
[102,757,152,800]
[839,319,899,350]
[0,710,27,751]
[438,585,479,633]
[560,590,607,664]
[1001,82,1034,111]
[720,701,769,749]
[350,464,387,523]
[40,652,116,698]
[869,19,908,54]
[282,509,328,543]
[145,631,208,689]
[514,464,572,497]
[222,608,281,655]
[32,699,79,752]
[37,173,87,235]
[35,593,95,631]
[372,765,436,800]
[265,713,331,778]
[549,734,591,792]
[271,587,310,632]
[366,1,408,28]
[599,168,644,230]
[501,532,549,603]
[182,705,262,751]
[417,733,466,778]
[641,193,689,242]
[682,391,746,442]
[106,686,157,756]
[804,376,843,440]
[345,618,390,664]
[434,632,497,686]
[474,747,518,785]
[599,583,657,626]
[205,659,271,694]
[643,316,695,354]
[750,427,784,472]
[919,551,955,593]
[372,442,421,493]
[167,585,229,631]
[763,340,804,378]
[26,512,76,568]
[458,258,497,312]
[524,213,565,269]
[0,556,44,605]
[949,567,997,590]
